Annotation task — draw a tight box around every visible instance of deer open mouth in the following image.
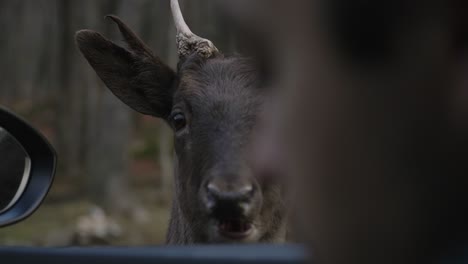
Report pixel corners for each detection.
[218,219,253,239]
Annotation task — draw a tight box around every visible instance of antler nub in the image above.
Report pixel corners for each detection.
[170,0,218,58]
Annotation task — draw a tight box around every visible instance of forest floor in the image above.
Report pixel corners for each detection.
[0,196,170,246]
[0,167,171,247]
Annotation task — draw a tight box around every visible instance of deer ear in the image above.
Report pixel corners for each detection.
[75,16,176,118]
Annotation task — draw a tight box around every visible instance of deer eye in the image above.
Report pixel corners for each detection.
[171,112,186,132]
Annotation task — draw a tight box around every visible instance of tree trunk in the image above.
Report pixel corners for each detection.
[84,0,134,212]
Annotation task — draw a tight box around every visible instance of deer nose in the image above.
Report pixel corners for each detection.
[204,181,256,217]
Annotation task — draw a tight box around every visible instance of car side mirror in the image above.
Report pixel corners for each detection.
[0,107,56,227]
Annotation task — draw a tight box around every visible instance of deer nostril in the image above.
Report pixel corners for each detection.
[240,185,254,198]
[204,182,256,213]
[206,183,254,201]
[206,183,220,196]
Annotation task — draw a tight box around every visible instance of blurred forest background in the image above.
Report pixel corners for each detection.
[0,0,238,246]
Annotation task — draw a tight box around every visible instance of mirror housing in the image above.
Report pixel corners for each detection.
[0,127,31,214]
[0,107,56,227]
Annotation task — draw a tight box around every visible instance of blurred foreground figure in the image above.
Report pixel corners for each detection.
[221,0,468,263]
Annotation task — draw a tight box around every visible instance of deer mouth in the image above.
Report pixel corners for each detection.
[217,219,253,239]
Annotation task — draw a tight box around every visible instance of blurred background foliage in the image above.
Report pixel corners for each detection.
[0,0,238,246]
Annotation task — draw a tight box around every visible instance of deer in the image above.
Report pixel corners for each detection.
[75,0,287,244]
